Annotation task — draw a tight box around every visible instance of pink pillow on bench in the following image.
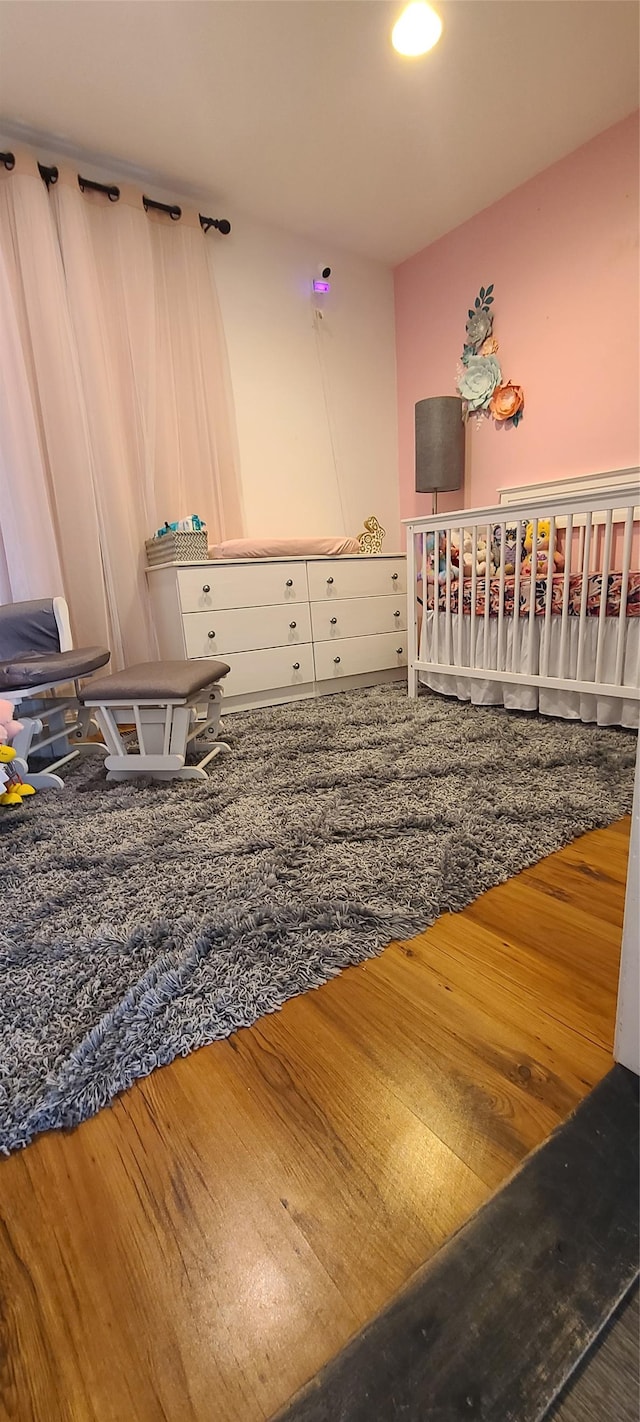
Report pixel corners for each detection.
[209,536,361,559]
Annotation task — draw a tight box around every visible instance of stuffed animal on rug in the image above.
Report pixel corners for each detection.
[0,699,35,807]
[522,519,565,577]
[0,745,35,806]
[0,698,23,744]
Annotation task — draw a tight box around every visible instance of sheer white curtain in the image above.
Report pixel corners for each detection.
[0,158,244,663]
[0,169,109,646]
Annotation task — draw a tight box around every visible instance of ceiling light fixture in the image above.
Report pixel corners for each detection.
[392,1,442,56]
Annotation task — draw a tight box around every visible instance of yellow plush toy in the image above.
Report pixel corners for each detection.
[523,519,565,577]
[0,745,36,807]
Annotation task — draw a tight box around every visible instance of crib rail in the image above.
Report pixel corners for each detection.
[404,485,640,704]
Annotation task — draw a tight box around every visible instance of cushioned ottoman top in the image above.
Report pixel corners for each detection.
[0,647,110,692]
[80,659,230,703]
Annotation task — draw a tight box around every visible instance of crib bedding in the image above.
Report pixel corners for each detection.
[424,570,640,619]
[418,611,640,729]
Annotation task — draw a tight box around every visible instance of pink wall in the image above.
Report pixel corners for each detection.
[394,113,640,523]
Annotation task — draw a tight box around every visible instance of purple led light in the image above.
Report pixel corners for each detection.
[313,279,331,293]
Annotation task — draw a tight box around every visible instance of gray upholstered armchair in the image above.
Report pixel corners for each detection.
[0,597,110,789]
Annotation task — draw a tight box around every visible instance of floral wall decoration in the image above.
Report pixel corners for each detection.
[456,285,524,428]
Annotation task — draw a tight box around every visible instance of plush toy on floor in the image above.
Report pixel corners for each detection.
[522,519,565,577]
[0,699,35,807]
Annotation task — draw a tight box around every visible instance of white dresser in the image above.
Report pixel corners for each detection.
[147,554,407,711]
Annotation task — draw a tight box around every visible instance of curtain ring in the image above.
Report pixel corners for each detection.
[38,163,59,189]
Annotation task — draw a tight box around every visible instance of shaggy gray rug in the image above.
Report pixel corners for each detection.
[1,686,636,1155]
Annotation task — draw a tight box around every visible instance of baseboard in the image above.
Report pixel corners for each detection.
[223,669,407,714]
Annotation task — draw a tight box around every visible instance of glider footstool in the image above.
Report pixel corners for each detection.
[80,659,231,781]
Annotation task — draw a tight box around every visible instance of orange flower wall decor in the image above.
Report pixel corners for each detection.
[490,382,525,422]
[456,284,524,428]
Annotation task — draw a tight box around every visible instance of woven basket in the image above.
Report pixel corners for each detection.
[145,530,209,565]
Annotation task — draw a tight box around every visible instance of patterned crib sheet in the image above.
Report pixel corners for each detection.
[425,571,640,619]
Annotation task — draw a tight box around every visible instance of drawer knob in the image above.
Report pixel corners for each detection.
[202,584,211,594]
[397,647,403,655]
[334,656,341,664]
[327,576,334,585]
[394,610,401,618]
[330,616,337,625]
[208,630,216,639]
[392,572,399,581]
[293,662,300,671]
[286,579,293,587]
[289,620,297,629]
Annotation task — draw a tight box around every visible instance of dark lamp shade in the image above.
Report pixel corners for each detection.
[415,396,465,495]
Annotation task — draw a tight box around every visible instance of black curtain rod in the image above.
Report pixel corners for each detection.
[200,214,231,235]
[0,152,231,234]
[78,174,120,201]
[141,194,231,234]
[142,194,181,220]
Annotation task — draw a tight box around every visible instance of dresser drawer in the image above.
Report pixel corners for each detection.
[183,603,312,658]
[311,593,406,643]
[314,631,408,681]
[222,643,315,698]
[307,557,405,602]
[177,562,308,613]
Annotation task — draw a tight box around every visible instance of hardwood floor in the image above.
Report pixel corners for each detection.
[0,818,630,1422]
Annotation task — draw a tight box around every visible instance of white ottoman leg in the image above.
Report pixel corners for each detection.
[85,673,230,781]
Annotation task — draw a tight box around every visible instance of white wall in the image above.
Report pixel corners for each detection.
[214,215,401,550]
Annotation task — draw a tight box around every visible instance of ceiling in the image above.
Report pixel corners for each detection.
[0,0,637,264]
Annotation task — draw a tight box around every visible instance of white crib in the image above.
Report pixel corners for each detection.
[405,472,640,728]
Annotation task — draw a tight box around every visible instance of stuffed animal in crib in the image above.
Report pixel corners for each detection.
[424,531,448,584]
[450,529,474,578]
[476,531,496,579]
[522,520,565,577]
[492,521,525,577]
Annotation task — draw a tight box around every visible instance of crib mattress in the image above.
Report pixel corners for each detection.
[425,570,640,619]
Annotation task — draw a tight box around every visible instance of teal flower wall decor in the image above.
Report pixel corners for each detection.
[463,285,494,361]
[457,353,502,411]
[456,284,525,427]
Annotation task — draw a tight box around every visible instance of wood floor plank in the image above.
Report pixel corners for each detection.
[375,936,612,1095]
[309,955,583,1187]
[465,880,622,992]
[276,1067,640,1422]
[403,917,618,1053]
[202,1007,488,1314]
[6,1056,359,1422]
[521,861,626,930]
[601,815,632,843]
[0,818,630,1422]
